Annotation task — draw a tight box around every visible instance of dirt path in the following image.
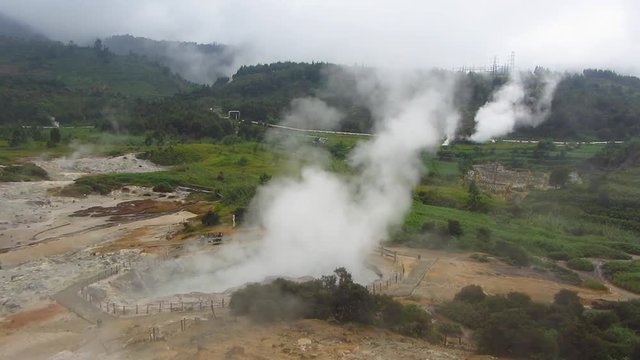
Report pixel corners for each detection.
[384,247,640,304]
[51,271,113,324]
[384,258,437,297]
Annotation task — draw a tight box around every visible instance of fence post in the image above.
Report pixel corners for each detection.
[136,304,139,315]
[394,251,397,262]
[181,302,184,311]
[211,300,216,319]
[122,305,125,315]
[199,301,202,311]
[159,302,162,313]
[222,298,225,308]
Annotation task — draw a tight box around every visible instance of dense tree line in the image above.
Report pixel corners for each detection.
[3,35,640,142]
[230,268,433,339]
[517,70,640,140]
[439,285,640,359]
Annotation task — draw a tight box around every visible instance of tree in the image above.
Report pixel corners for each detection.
[93,38,103,52]
[332,267,376,324]
[438,322,463,345]
[201,210,220,226]
[476,227,492,242]
[49,128,61,145]
[534,139,556,159]
[9,127,27,147]
[466,180,485,212]
[448,219,463,238]
[152,182,173,193]
[549,167,571,188]
[476,309,557,358]
[554,289,584,316]
[454,285,486,303]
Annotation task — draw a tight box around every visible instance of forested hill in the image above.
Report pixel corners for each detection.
[0,12,46,40]
[2,30,640,141]
[517,70,640,140]
[0,36,192,125]
[103,35,237,84]
[203,63,640,141]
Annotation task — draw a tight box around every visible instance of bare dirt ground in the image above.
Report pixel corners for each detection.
[1,304,478,360]
[0,154,196,314]
[386,247,640,304]
[0,153,170,256]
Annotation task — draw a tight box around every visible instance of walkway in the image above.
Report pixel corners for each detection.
[383,258,437,297]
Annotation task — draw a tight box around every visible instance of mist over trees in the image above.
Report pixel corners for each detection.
[102,35,239,84]
[2,28,640,143]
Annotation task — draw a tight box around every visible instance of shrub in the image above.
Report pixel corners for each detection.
[236,156,248,166]
[152,182,174,193]
[138,146,203,165]
[447,220,463,238]
[183,222,196,233]
[230,269,434,338]
[438,285,640,359]
[201,210,220,226]
[548,263,582,285]
[582,279,608,291]
[454,285,486,303]
[549,167,571,188]
[437,322,463,345]
[437,299,483,328]
[567,258,595,272]
[232,207,246,224]
[259,173,272,184]
[222,135,242,145]
[470,253,490,262]
[0,163,49,181]
[420,221,436,233]
[548,251,571,261]
[494,240,530,266]
[476,227,492,242]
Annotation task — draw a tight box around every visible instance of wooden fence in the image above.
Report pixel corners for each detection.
[77,258,228,318]
[91,298,227,317]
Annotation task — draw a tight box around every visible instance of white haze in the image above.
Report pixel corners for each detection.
[281,97,344,130]
[2,0,638,76]
[151,69,460,295]
[470,72,561,142]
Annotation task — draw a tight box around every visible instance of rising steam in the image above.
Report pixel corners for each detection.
[470,72,561,142]
[281,97,344,130]
[151,68,461,295]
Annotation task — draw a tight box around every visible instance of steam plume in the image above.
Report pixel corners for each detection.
[281,97,344,130]
[151,68,461,295]
[470,72,560,142]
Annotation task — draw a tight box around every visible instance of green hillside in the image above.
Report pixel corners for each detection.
[204,63,640,141]
[0,36,193,126]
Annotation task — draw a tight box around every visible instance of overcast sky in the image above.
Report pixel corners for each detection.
[2,0,639,75]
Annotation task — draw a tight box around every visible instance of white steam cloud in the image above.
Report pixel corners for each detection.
[470,72,561,142]
[151,69,460,295]
[281,97,344,130]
